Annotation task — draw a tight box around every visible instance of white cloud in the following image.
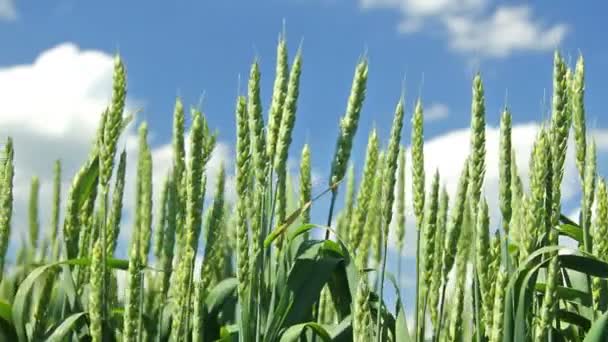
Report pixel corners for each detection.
[444,6,568,58]
[0,0,16,21]
[0,43,121,252]
[361,0,483,18]
[0,43,234,262]
[425,102,449,122]
[389,121,598,256]
[360,0,567,58]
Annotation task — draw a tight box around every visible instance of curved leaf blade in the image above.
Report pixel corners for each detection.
[45,312,86,342]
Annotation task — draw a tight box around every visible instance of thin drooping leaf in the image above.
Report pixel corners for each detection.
[45,312,87,342]
[557,223,584,243]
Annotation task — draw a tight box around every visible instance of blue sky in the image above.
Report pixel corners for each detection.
[1,0,608,311]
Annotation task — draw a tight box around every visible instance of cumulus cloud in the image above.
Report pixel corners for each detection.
[360,0,567,58]
[444,6,568,58]
[389,121,604,257]
[0,0,16,21]
[0,43,121,251]
[0,43,233,261]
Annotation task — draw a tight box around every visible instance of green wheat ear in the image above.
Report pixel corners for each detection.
[337,163,355,242]
[572,54,586,179]
[549,51,571,229]
[395,145,406,254]
[329,57,368,188]
[0,138,14,282]
[28,176,40,249]
[411,99,425,229]
[475,197,491,330]
[353,275,371,342]
[529,128,549,247]
[593,178,608,313]
[107,150,126,256]
[170,107,208,341]
[248,60,267,186]
[422,170,440,294]
[442,157,469,280]
[234,95,251,322]
[381,99,405,230]
[154,174,170,260]
[123,216,142,341]
[89,240,104,342]
[299,144,312,225]
[360,150,385,269]
[448,230,470,342]
[266,32,289,163]
[489,267,507,342]
[274,48,302,223]
[429,186,448,327]
[350,129,379,253]
[160,172,178,300]
[193,163,226,341]
[137,123,154,265]
[499,108,512,234]
[469,73,486,216]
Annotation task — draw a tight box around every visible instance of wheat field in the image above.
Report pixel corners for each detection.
[0,34,607,342]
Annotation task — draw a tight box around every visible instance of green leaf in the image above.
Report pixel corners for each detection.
[285,224,358,321]
[0,300,11,324]
[503,245,561,342]
[325,243,355,321]
[514,257,550,341]
[556,309,591,330]
[0,300,16,341]
[327,316,352,341]
[11,257,133,341]
[59,264,82,312]
[264,240,344,341]
[279,322,333,342]
[556,224,583,243]
[206,277,238,315]
[584,310,608,341]
[12,263,58,342]
[73,155,99,213]
[216,324,239,342]
[560,254,608,278]
[286,223,317,243]
[45,312,86,342]
[203,278,238,342]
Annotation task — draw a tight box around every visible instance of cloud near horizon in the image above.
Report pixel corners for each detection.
[389,120,608,258]
[0,43,232,260]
